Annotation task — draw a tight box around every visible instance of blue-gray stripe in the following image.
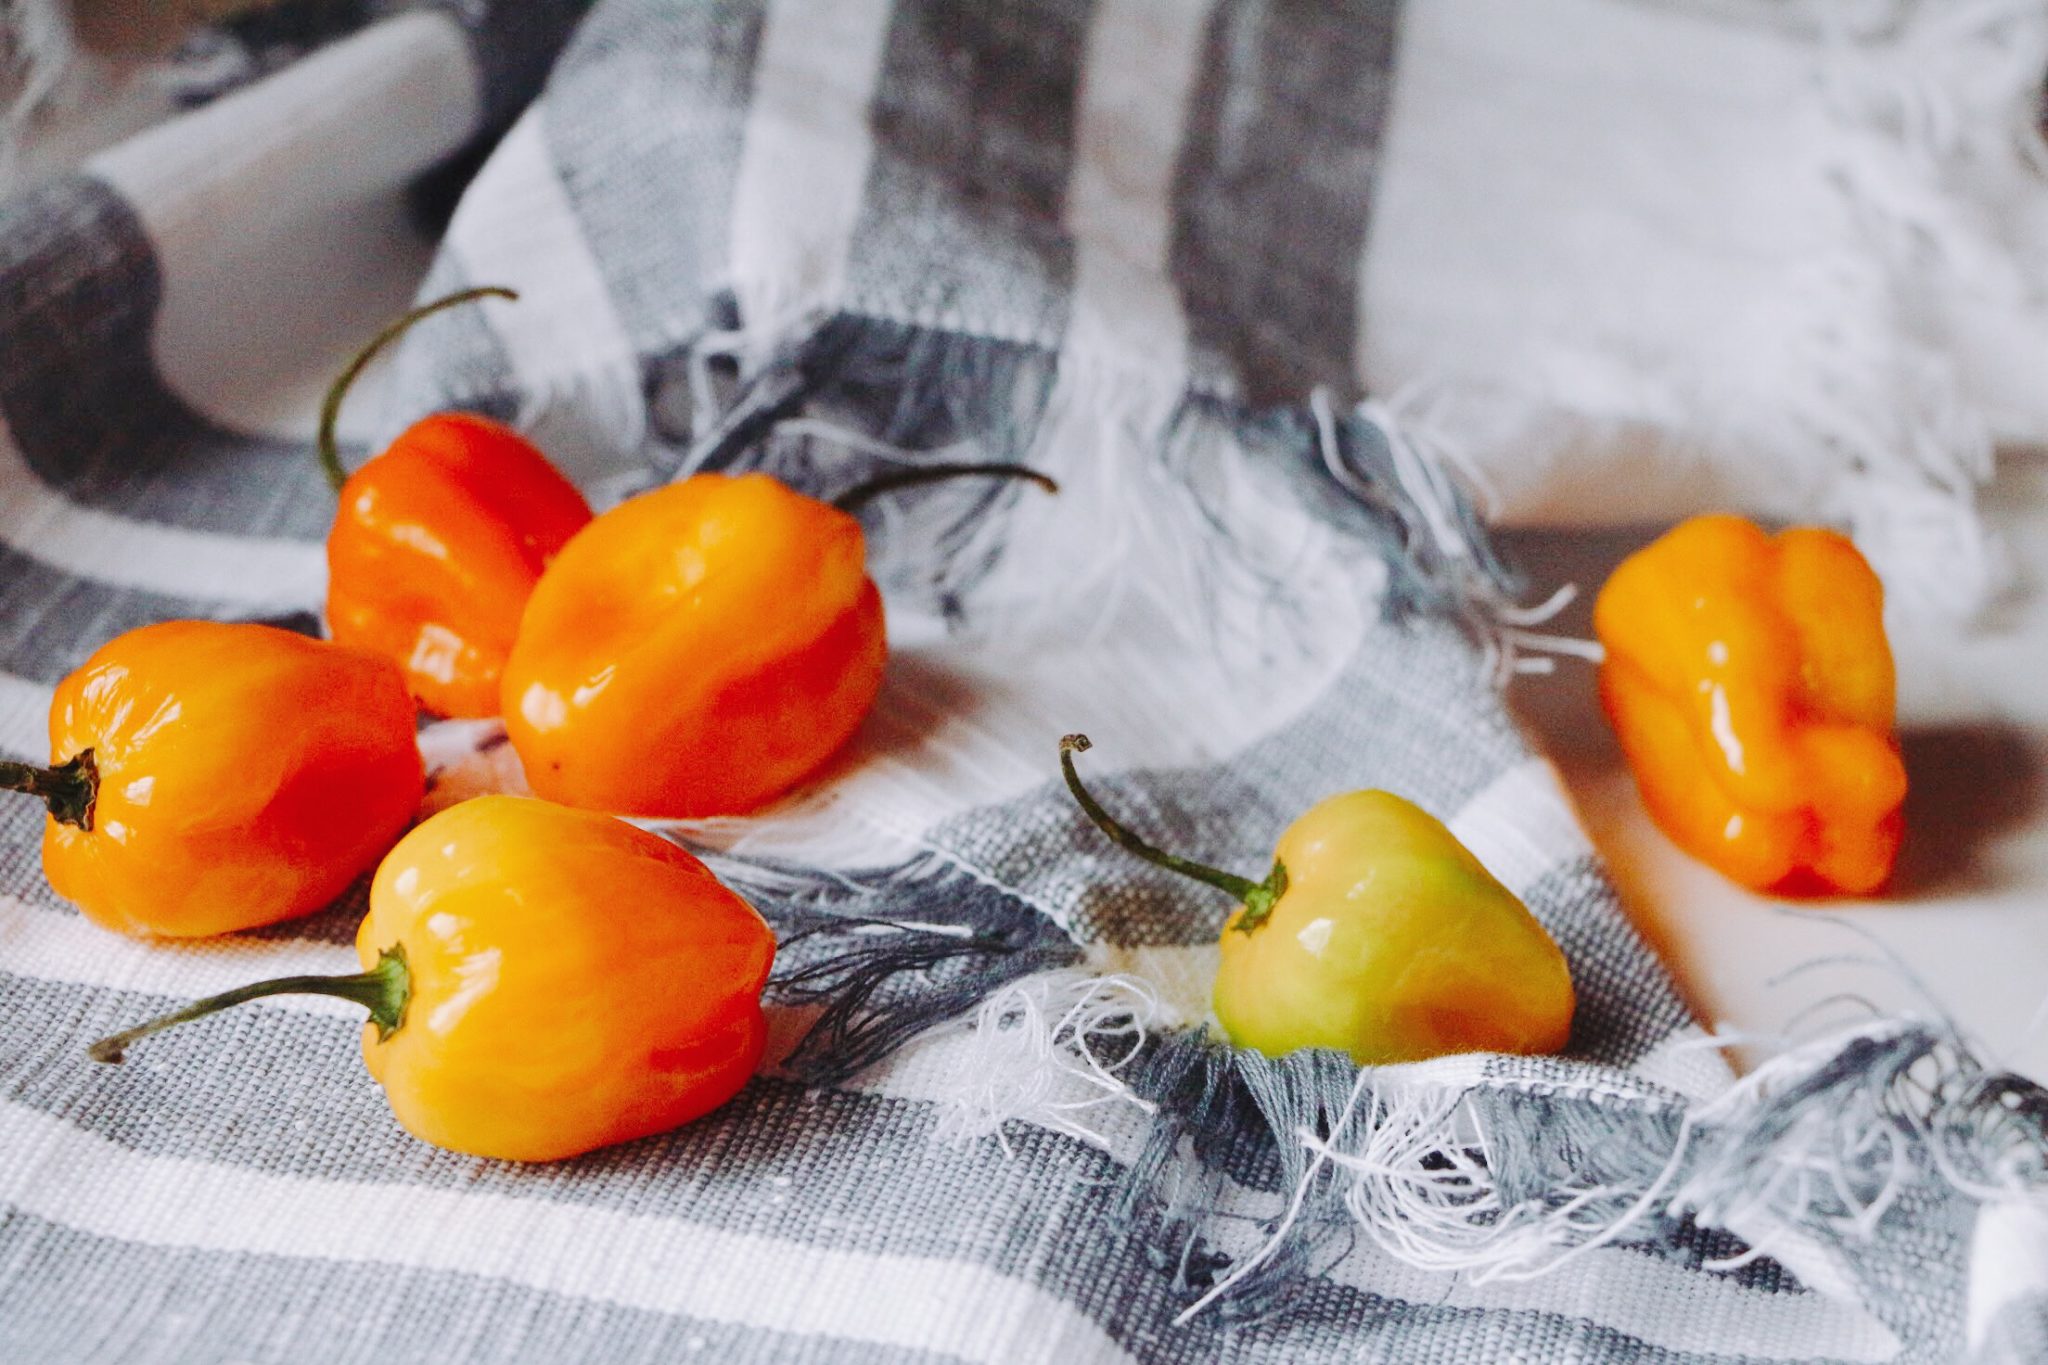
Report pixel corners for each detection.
[539,0,767,355]
[1169,0,1402,405]
[843,0,1093,346]
[1523,854,1695,1067]
[452,0,603,128]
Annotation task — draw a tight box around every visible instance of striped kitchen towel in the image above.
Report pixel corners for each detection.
[1,3,2044,1362]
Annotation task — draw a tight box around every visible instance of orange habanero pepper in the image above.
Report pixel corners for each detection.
[90,795,776,1162]
[320,288,593,719]
[1593,514,1905,896]
[0,621,423,937]
[501,462,1054,818]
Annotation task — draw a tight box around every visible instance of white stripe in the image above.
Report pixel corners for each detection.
[88,13,479,439]
[1065,0,1215,269]
[0,423,325,612]
[1062,0,1214,374]
[0,893,361,1020]
[1968,1201,2048,1352]
[728,0,894,344]
[441,110,646,482]
[719,623,1363,903]
[0,674,51,760]
[1628,1024,1738,1103]
[1445,757,1595,897]
[0,1101,1133,1364]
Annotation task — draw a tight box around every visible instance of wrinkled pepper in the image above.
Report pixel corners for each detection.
[1594,514,1904,896]
[90,795,776,1161]
[502,462,1053,818]
[0,621,422,937]
[321,287,593,719]
[1060,735,1574,1064]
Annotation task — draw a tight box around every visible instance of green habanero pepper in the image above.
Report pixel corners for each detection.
[1060,735,1575,1065]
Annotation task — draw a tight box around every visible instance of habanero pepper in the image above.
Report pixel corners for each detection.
[1060,736,1574,1064]
[89,795,776,1161]
[501,462,1055,818]
[320,287,593,719]
[1593,514,1904,896]
[0,621,422,937]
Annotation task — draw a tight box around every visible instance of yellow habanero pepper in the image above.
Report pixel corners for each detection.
[1594,514,1905,897]
[1060,736,1574,1065]
[89,796,775,1161]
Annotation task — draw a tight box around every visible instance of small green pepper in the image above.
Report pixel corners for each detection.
[1060,735,1575,1064]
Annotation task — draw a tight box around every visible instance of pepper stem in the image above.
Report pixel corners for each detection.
[1059,734,1289,933]
[87,944,412,1064]
[0,749,98,830]
[831,462,1058,515]
[318,286,520,493]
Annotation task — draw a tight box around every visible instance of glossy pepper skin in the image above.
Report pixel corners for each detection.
[1212,791,1576,1063]
[503,472,887,817]
[320,287,593,718]
[15,621,423,938]
[1061,737,1574,1066]
[90,795,777,1161]
[1594,515,1904,896]
[328,412,593,718]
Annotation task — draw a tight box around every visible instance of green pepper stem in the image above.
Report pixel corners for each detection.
[831,462,1058,515]
[318,286,520,493]
[1059,734,1289,932]
[0,749,98,830]
[88,945,411,1064]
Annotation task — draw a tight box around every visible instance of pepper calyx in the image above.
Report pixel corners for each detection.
[358,944,412,1041]
[1232,861,1290,935]
[0,749,99,831]
[87,943,412,1064]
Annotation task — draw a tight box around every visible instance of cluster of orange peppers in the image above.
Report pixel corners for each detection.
[2,288,1048,1161]
[3,287,1908,1162]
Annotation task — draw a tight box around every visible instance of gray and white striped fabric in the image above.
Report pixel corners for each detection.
[2,4,2045,1362]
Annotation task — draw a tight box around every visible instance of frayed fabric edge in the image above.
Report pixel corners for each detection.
[919,965,2046,1351]
[401,296,1576,665]
[927,969,1162,1157]
[1798,0,2045,621]
[640,306,1559,667]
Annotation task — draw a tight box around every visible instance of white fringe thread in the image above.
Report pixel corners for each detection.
[1314,387,1605,687]
[931,969,1161,1157]
[1176,1016,2044,1325]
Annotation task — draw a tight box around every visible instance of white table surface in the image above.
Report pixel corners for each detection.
[1502,454,2048,1079]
